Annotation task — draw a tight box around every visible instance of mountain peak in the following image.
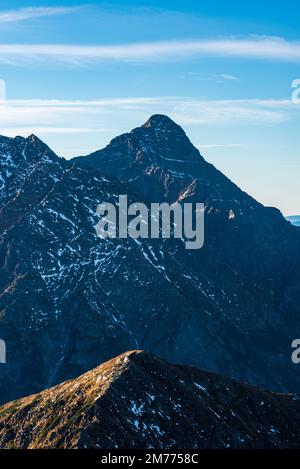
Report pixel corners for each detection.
[72,114,202,175]
[142,114,181,131]
[27,134,45,147]
[27,133,38,141]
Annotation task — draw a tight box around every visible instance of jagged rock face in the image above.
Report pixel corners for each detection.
[0,351,299,449]
[0,116,300,406]
[73,115,300,294]
[0,135,67,233]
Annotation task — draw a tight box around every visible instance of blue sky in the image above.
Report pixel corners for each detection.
[0,1,299,214]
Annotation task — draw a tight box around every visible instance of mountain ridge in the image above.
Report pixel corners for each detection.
[286,215,300,227]
[0,350,300,449]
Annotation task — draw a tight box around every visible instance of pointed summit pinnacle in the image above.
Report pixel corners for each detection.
[142,114,183,132]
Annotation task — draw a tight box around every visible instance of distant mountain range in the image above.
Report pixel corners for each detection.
[1,350,300,449]
[286,216,300,227]
[0,115,300,408]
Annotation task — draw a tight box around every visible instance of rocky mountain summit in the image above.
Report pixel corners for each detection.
[0,115,300,406]
[0,351,299,449]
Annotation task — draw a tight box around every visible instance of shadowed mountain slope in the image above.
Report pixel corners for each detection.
[0,116,300,407]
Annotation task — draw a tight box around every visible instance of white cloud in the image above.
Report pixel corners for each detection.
[196,143,249,149]
[1,96,298,160]
[0,127,110,136]
[3,97,159,107]
[180,72,238,83]
[1,37,300,64]
[0,6,82,24]
[217,74,238,81]
[0,97,297,136]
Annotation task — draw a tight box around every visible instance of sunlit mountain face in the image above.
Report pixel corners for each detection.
[1,351,300,449]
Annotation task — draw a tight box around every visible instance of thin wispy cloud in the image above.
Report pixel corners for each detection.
[4,97,159,107]
[180,72,238,83]
[0,6,82,24]
[0,97,296,136]
[218,74,238,81]
[1,37,300,64]
[0,126,110,136]
[0,96,298,163]
[197,143,250,149]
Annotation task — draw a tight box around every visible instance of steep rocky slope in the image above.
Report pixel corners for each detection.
[0,351,299,449]
[74,115,300,307]
[0,134,67,232]
[0,116,300,406]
